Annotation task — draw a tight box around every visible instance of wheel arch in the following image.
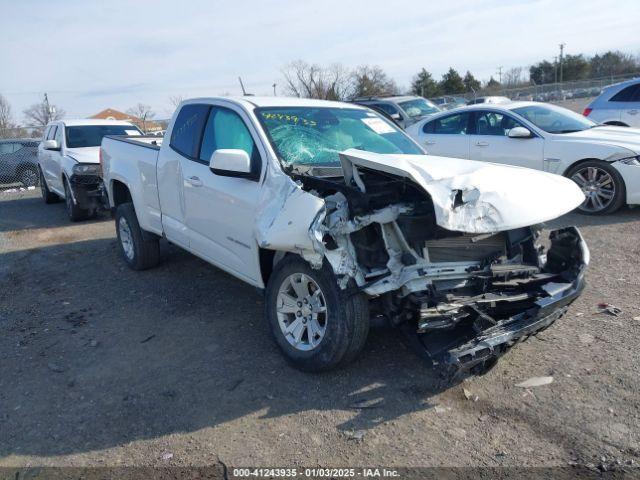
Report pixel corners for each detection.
[110,179,133,207]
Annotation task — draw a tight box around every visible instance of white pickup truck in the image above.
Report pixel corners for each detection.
[101,96,589,374]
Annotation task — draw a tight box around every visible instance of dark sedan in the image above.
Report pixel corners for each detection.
[0,138,40,187]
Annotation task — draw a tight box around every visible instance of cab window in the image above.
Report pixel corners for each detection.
[169,104,210,159]
[199,107,261,178]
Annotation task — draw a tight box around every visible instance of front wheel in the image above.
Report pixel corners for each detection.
[39,167,60,204]
[566,160,626,215]
[64,178,91,222]
[265,256,370,372]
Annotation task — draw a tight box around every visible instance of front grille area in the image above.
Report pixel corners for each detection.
[424,233,506,263]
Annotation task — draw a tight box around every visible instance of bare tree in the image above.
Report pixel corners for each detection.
[503,67,526,88]
[168,95,184,108]
[0,94,13,138]
[126,103,155,132]
[351,65,397,98]
[282,60,353,101]
[23,94,65,127]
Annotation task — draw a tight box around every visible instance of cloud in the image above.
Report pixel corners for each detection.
[1,0,638,118]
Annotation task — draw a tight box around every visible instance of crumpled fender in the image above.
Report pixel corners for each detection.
[340,149,585,234]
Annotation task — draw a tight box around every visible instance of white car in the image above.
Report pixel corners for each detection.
[100,96,588,374]
[406,102,640,214]
[584,77,640,128]
[38,119,142,221]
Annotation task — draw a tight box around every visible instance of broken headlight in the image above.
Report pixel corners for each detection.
[619,155,640,166]
[72,163,101,175]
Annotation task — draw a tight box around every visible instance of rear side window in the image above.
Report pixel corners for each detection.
[430,113,470,134]
[373,103,398,115]
[170,104,210,158]
[610,84,640,102]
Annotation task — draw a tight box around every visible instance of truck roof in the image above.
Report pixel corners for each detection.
[184,96,369,110]
[60,119,138,127]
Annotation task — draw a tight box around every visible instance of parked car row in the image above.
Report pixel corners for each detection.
[405,101,640,214]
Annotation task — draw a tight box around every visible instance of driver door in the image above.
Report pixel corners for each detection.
[181,104,263,285]
[469,110,544,170]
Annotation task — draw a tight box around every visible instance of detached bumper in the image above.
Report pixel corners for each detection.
[444,269,585,372]
[406,227,589,375]
[69,174,108,212]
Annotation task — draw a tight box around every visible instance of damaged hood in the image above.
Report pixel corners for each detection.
[66,147,101,164]
[340,149,585,234]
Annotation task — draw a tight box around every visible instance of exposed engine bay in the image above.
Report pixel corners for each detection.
[257,149,588,373]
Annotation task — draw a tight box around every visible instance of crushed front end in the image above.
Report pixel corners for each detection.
[69,163,109,213]
[284,152,588,375]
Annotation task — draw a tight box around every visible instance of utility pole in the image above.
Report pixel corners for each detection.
[497,66,503,84]
[559,43,565,84]
[554,56,558,84]
[43,93,55,124]
[272,83,277,96]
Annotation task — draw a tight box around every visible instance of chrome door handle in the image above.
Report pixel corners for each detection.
[424,140,436,145]
[187,176,203,187]
[476,141,489,147]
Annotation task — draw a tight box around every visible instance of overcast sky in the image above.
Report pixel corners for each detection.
[2,0,639,121]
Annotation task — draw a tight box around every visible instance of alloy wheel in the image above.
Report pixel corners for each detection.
[276,273,328,351]
[571,166,615,213]
[118,216,135,261]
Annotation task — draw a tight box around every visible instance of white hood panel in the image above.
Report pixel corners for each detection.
[66,147,101,164]
[340,149,585,234]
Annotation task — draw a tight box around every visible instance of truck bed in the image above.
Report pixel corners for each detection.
[101,135,164,236]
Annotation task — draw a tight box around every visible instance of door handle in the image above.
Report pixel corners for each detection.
[475,141,489,147]
[187,176,203,187]
[629,110,638,115]
[424,140,436,145]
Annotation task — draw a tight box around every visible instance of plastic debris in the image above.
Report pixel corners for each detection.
[462,388,479,402]
[515,376,554,388]
[346,430,366,441]
[161,452,173,461]
[350,398,384,409]
[597,303,622,316]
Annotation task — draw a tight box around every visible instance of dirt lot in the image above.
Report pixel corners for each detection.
[1,190,639,471]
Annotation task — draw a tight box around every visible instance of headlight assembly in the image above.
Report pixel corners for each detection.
[72,163,101,175]
[619,155,640,166]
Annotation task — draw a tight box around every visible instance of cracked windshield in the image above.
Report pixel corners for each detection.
[257,107,423,168]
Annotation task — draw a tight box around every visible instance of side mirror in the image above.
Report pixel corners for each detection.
[508,126,532,138]
[391,113,402,121]
[43,139,60,150]
[209,149,251,176]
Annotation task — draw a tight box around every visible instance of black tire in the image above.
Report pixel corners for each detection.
[566,160,626,215]
[19,166,39,188]
[63,178,91,222]
[115,202,160,270]
[265,256,370,372]
[39,167,60,204]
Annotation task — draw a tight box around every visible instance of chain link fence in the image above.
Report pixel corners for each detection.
[0,129,41,192]
[462,71,640,103]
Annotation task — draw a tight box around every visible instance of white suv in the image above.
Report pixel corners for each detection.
[584,78,640,127]
[38,119,142,221]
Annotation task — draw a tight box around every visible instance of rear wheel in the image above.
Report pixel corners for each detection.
[39,168,59,204]
[265,256,370,372]
[115,202,160,270]
[64,178,91,221]
[567,160,625,215]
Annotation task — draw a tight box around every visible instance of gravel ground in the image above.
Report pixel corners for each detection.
[1,190,639,472]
